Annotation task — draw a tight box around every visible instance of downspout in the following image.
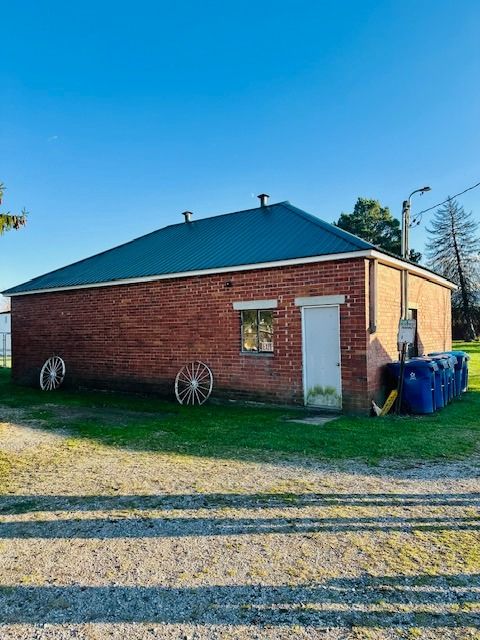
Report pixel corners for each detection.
[368,258,377,334]
[367,258,378,412]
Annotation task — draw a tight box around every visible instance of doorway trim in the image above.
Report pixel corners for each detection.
[300,302,343,408]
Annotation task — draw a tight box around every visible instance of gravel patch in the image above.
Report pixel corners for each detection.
[0,407,479,639]
[0,408,68,453]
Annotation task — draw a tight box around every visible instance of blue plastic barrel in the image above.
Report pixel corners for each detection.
[386,358,438,414]
[444,355,458,401]
[425,355,452,408]
[429,351,469,395]
[410,356,443,411]
[449,350,470,393]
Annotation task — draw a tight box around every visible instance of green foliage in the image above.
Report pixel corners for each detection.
[0,182,28,236]
[0,213,28,235]
[426,198,480,340]
[408,248,422,264]
[336,197,421,262]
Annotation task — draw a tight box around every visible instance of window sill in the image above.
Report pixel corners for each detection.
[240,351,275,357]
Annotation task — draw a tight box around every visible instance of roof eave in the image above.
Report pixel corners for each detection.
[3,250,372,296]
[3,248,456,296]
[370,250,457,289]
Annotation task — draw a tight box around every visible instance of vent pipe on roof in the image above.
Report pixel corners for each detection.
[182,211,193,223]
[257,193,270,207]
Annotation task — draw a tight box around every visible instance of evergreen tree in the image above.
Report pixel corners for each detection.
[426,198,480,340]
[0,183,27,235]
[336,197,421,262]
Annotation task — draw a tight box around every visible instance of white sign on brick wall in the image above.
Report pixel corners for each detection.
[397,319,416,345]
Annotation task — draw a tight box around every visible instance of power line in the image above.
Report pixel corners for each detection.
[410,179,480,226]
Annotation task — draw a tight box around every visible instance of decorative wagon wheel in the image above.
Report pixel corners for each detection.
[175,361,213,406]
[39,356,66,391]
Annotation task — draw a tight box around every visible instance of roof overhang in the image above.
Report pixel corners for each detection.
[369,250,457,290]
[3,248,456,297]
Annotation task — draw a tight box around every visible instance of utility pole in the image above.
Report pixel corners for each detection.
[400,186,431,319]
[396,185,431,414]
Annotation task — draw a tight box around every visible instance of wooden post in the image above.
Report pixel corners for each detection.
[395,342,407,415]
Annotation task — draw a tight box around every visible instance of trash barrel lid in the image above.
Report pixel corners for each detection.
[407,358,439,371]
[430,350,469,361]
[428,352,458,365]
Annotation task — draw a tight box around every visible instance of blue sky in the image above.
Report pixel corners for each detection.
[1,0,479,302]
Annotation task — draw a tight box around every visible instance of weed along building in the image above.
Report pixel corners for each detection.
[4,197,455,413]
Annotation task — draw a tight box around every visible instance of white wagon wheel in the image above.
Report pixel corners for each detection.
[40,356,66,391]
[175,361,213,406]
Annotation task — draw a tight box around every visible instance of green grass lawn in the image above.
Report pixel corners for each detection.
[0,341,478,464]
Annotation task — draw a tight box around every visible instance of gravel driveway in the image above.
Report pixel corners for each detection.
[0,408,479,639]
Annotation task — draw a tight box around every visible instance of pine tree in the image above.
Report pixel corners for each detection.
[336,197,421,262]
[0,183,28,235]
[426,198,480,341]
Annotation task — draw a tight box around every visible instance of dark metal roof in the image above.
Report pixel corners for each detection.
[4,201,374,295]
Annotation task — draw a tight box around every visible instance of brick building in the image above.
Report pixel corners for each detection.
[3,198,454,412]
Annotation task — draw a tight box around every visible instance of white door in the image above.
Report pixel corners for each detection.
[302,305,342,408]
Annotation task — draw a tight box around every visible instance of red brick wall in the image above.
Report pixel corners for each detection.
[367,261,452,403]
[11,258,369,412]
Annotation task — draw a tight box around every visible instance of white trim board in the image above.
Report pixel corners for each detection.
[233,299,278,310]
[3,251,371,296]
[295,295,345,307]
[4,248,456,297]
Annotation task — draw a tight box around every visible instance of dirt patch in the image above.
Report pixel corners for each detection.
[41,403,172,424]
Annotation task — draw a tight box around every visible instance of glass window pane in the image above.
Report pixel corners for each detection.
[258,310,273,352]
[241,310,258,351]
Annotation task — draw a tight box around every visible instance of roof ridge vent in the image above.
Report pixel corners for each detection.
[257,193,270,207]
[182,211,193,223]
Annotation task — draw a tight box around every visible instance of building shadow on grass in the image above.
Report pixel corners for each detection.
[2,362,480,473]
[0,575,479,626]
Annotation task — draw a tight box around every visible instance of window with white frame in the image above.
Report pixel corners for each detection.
[241,309,274,353]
